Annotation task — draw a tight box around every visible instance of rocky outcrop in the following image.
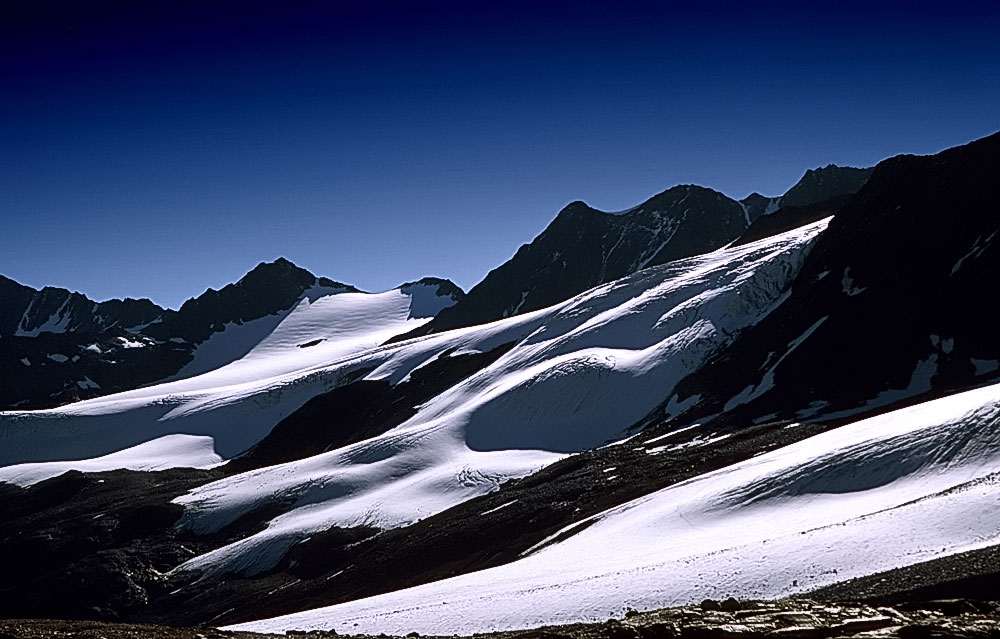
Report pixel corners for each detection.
[2,598,999,638]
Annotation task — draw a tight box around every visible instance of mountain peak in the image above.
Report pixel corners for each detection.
[555,200,600,219]
[642,183,728,213]
[782,164,873,208]
[167,259,357,344]
[240,256,313,283]
[740,192,770,205]
[399,277,464,297]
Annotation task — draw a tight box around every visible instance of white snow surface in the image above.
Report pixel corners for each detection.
[0,285,446,473]
[15,297,73,337]
[232,381,1000,636]
[117,336,146,349]
[0,434,222,486]
[2,218,828,580]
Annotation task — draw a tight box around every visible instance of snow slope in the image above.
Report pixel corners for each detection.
[1,218,829,581]
[167,218,830,578]
[231,380,1000,636]
[0,285,455,470]
[0,434,222,486]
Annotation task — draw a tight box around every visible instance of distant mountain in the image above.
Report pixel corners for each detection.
[147,258,358,345]
[397,277,466,318]
[781,164,873,208]
[396,165,872,341]
[0,277,179,408]
[0,275,167,338]
[406,186,744,336]
[737,191,782,221]
[0,260,463,410]
[736,165,872,223]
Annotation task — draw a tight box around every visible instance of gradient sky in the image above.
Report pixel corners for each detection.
[3,1,999,309]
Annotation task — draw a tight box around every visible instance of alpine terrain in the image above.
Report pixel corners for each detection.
[2,133,999,638]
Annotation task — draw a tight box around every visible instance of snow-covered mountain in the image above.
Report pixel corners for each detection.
[0,277,465,474]
[0,275,174,407]
[401,164,871,340]
[0,260,464,411]
[644,131,1000,433]
[1,133,997,632]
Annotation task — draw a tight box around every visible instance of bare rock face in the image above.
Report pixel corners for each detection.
[485,599,1000,639]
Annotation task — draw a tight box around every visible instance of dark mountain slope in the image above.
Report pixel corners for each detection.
[396,186,748,340]
[648,131,1000,431]
[780,164,873,208]
[0,275,167,338]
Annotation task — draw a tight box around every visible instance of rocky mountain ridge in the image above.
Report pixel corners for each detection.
[398,164,871,340]
[643,132,1000,435]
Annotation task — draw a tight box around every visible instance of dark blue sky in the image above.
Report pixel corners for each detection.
[3,1,999,309]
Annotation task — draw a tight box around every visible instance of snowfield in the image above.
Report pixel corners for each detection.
[0,284,457,471]
[1,219,828,580]
[230,381,1000,635]
[4,214,999,635]
[0,434,223,487]
[17,217,996,632]
[166,217,834,579]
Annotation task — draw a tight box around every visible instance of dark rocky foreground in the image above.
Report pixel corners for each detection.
[3,597,1000,638]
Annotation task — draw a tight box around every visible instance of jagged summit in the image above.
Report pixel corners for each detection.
[391,184,747,340]
[782,163,873,208]
[0,274,167,339]
[739,191,782,222]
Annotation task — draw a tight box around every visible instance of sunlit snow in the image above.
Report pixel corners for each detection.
[232,382,1000,635]
[4,219,832,582]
